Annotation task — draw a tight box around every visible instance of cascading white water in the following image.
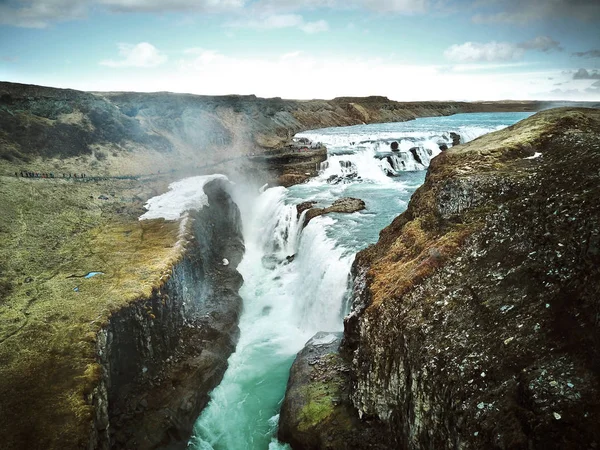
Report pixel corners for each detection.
[318,147,394,183]
[190,186,352,450]
[299,118,513,182]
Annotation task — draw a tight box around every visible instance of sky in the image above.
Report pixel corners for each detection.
[0,0,599,101]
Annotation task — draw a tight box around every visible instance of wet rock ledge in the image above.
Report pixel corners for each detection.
[92,179,245,449]
[279,108,600,449]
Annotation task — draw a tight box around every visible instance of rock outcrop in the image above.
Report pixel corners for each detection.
[297,198,366,226]
[93,178,245,450]
[278,332,388,450]
[280,108,600,449]
[0,177,244,450]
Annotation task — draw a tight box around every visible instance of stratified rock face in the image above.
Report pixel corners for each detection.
[342,108,600,449]
[93,179,245,450]
[1,82,571,170]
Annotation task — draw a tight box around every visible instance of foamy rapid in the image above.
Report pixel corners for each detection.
[300,123,507,181]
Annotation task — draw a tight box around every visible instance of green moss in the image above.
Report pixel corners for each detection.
[297,382,337,431]
[295,353,355,436]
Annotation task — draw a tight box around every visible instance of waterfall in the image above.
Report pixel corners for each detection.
[189,186,352,450]
[298,120,513,183]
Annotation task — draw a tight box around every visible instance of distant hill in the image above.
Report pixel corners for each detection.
[2,81,595,176]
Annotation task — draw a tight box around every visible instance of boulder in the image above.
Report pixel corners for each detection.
[450,131,461,146]
[278,332,389,450]
[408,147,424,166]
[300,198,366,226]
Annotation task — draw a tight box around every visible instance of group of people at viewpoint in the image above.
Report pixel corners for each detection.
[17,171,87,178]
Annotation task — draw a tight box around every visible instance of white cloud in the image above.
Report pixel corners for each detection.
[100,43,168,68]
[450,62,533,72]
[300,19,328,33]
[97,0,246,12]
[2,0,599,28]
[252,0,427,14]
[472,0,600,24]
[228,14,329,33]
[518,36,562,52]
[30,50,600,102]
[444,41,524,62]
[445,36,562,63]
[0,0,429,27]
[0,0,88,28]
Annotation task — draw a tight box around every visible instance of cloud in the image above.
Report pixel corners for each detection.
[444,42,524,62]
[0,0,430,27]
[100,43,168,68]
[444,36,562,63]
[97,0,245,13]
[472,0,600,24]
[0,0,246,27]
[518,36,562,52]
[252,0,427,14]
[1,56,19,63]
[573,68,600,80]
[0,0,88,28]
[300,19,328,33]
[572,49,600,59]
[449,62,532,72]
[586,80,600,93]
[227,14,329,33]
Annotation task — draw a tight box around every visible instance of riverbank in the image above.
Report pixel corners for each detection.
[3,81,596,183]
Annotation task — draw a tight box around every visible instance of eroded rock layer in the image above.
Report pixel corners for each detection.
[3,81,586,181]
[345,108,600,449]
[92,178,245,450]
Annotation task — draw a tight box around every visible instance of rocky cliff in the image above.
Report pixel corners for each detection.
[95,179,245,450]
[280,108,600,449]
[0,177,244,450]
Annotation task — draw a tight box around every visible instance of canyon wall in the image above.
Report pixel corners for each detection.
[2,81,579,179]
[91,178,245,449]
[280,108,600,449]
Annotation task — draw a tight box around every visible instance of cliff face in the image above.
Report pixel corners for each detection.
[279,108,600,449]
[343,108,600,449]
[91,179,245,450]
[0,176,244,450]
